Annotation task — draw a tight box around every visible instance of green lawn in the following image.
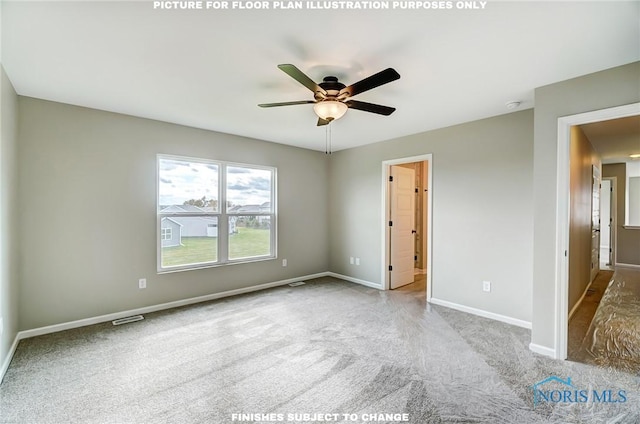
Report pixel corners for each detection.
[161,227,270,267]
[229,227,271,259]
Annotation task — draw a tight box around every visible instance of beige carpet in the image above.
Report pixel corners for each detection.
[1,276,638,423]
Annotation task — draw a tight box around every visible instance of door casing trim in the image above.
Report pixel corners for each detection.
[381,154,433,300]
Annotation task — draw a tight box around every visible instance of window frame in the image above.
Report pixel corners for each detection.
[157,154,277,273]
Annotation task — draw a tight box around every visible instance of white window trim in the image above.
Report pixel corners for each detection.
[157,154,277,273]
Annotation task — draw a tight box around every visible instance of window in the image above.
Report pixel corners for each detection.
[157,155,276,272]
[625,161,640,228]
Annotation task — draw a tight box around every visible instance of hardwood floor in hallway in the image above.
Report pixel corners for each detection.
[567,270,614,362]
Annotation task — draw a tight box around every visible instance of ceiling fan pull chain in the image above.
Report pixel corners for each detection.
[325,123,333,155]
[329,123,332,155]
[325,124,328,155]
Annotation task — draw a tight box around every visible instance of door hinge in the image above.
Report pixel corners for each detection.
[415,188,419,193]
[610,187,613,192]
[414,255,418,261]
[388,265,393,271]
[389,221,393,227]
[565,250,568,257]
[389,176,393,182]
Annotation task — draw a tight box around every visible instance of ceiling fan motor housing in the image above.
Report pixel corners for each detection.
[315,76,346,101]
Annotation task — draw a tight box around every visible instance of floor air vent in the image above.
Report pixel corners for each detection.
[112,315,144,326]
[288,281,306,287]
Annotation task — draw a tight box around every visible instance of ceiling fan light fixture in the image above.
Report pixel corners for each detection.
[313,100,348,121]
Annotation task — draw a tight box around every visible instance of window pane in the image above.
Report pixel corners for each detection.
[226,166,272,213]
[228,216,271,260]
[629,176,640,226]
[161,217,218,267]
[159,157,219,213]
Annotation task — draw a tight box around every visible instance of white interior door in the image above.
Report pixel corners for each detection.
[599,179,612,267]
[390,165,415,289]
[590,165,601,282]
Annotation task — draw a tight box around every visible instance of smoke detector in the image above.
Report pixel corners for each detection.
[505,101,522,110]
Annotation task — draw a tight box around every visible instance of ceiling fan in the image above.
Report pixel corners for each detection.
[259,64,400,126]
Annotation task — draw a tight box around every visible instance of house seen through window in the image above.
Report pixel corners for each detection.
[157,155,276,272]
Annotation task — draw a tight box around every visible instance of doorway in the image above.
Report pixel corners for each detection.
[381,154,433,299]
[599,178,616,270]
[555,102,640,360]
[389,165,416,289]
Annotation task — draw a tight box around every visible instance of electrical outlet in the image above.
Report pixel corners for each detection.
[282,259,287,267]
[350,257,354,265]
[355,258,360,266]
[139,278,147,289]
[482,281,491,292]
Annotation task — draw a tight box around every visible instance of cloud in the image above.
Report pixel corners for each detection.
[159,159,219,205]
[228,184,249,191]
[160,159,271,207]
[159,159,192,171]
[250,177,271,191]
[227,167,252,174]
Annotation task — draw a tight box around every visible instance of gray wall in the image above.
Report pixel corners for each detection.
[603,163,640,266]
[329,110,534,323]
[17,97,329,330]
[0,65,19,376]
[532,61,640,351]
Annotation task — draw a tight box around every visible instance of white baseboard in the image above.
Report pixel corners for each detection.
[615,262,640,270]
[327,272,383,290]
[568,280,593,321]
[429,297,532,329]
[529,342,556,359]
[17,272,330,340]
[0,334,20,385]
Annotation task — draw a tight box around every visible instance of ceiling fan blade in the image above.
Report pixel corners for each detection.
[278,64,327,95]
[258,100,315,108]
[317,118,332,126]
[346,100,396,116]
[340,68,400,98]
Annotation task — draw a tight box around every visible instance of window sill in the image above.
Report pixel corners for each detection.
[157,256,276,274]
[623,225,640,230]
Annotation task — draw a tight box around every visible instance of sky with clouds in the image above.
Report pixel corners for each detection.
[159,158,272,208]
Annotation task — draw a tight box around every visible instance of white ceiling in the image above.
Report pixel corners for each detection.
[3,0,639,151]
